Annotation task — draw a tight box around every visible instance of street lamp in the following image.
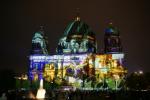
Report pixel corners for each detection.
[139,70,143,75]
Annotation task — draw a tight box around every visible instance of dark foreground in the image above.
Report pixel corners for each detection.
[1,89,150,100]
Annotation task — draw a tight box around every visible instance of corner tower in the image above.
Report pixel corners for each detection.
[31,26,49,55]
[29,26,49,81]
[104,23,122,54]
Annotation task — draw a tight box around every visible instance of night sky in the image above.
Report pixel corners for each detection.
[1,0,150,74]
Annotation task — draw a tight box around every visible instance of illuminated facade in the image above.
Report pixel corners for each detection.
[29,17,127,90]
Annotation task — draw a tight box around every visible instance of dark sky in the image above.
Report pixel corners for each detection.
[1,0,150,73]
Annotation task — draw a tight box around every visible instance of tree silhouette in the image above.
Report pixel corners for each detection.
[0,69,15,91]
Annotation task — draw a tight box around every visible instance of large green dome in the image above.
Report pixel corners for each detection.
[57,17,97,54]
[64,17,95,41]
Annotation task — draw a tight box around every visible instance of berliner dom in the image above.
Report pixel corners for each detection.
[29,16,127,90]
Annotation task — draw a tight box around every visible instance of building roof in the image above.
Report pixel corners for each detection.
[105,23,120,35]
[63,16,95,40]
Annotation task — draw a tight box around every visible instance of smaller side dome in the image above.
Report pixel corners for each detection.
[31,26,49,55]
[105,23,119,36]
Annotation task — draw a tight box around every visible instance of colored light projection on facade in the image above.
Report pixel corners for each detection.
[29,53,126,90]
[31,27,49,55]
[95,54,126,89]
[56,16,97,54]
[29,17,127,90]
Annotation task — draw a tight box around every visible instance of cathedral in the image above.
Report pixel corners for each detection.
[29,16,127,90]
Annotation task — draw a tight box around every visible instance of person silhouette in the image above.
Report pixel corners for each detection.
[0,93,7,100]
